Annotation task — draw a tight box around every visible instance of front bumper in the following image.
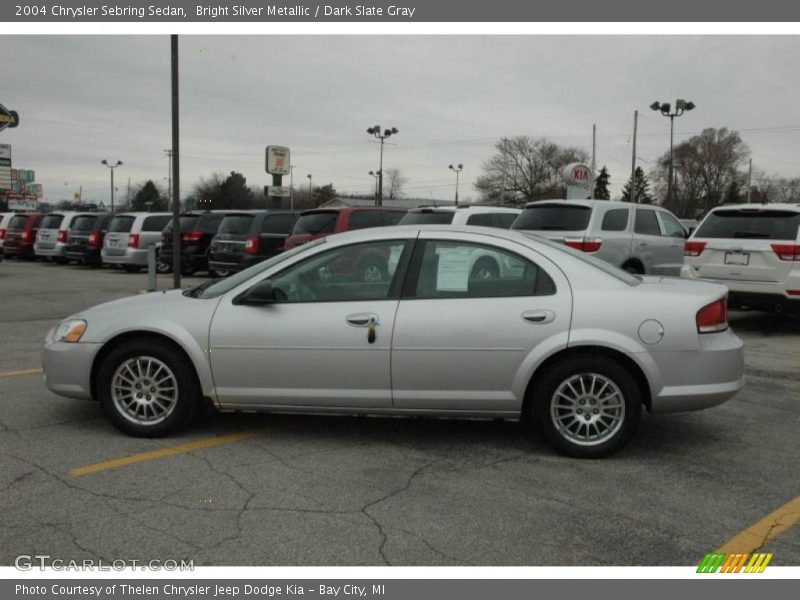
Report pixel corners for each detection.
[647,329,745,413]
[42,334,102,400]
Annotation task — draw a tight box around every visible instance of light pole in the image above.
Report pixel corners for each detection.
[449,163,463,206]
[307,174,312,204]
[366,125,398,206]
[101,159,123,213]
[368,170,381,206]
[650,99,695,207]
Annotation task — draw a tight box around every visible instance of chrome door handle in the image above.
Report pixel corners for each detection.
[638,241,649,247]
[522,310,555,324]
[346,313,378,327]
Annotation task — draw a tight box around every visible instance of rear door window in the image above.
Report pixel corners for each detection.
[293,212,338,235]
[261,213,297,234]
[601,209,629,232]
[40,214,64,229]
[634,209,661,236]
[218,214,255,235]
[695,210,800,240]
[142,215,172,231]
[108,216,135,233]
[398,211,455,225]
[512,204,591,231]
[348,210,385,230]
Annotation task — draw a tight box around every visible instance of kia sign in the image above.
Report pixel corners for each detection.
[266,145,291,175]
[563,163,592,186]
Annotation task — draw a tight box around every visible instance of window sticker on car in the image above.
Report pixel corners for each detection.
[436,247,471,291]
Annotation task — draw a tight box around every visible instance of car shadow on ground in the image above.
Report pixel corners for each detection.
[729,309,800,336]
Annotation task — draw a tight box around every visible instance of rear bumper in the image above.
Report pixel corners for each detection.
[42,335,101,401]
[647,329,745,413]
[34,242,69,258]
[102,248,148,265]
[681,265,800,313]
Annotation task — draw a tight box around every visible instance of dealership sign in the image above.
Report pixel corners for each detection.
[0,144,10,191]
[563,162,593,199]
[265,185,290,197]
[265,145,291,175]
[0,102,19,132]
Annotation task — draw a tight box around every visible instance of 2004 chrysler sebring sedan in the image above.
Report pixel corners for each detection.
[43,226,745,457]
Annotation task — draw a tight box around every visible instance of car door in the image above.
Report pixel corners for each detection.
[208,235,414,409]
[633,207,669,274]
[391,231,571,413]
[655,210,688,276]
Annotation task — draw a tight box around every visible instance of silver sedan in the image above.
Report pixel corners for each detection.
[42,226,745,457]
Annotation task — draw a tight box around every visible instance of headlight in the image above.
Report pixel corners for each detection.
[54,319,87,343]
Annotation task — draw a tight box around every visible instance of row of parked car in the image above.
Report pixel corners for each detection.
[3,200,799,314]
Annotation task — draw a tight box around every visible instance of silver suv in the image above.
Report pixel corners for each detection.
[512,199,688,276]
[681,203,800,314]
[101,212,172,272]
[398,204,521,228]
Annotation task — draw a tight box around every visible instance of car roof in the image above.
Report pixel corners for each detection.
[708,203,800,213]
[299,206,406,214]
[523,199,656,210]
[409,205,520,213]
[112,212,172,217]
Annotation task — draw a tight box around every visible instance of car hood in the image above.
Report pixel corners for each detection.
[73,289,191,320]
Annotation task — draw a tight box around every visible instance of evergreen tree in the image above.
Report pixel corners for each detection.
[724,179,742,204]
[621,167,652,204]
[131,180,167,211]
[593,166,611,200]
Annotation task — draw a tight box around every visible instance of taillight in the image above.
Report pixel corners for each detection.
[21,230,30,241]
[182,230,202,243]
[128,234,140,248]
[684,241,707,257]
[771,244,800,261]
[245,236,259,254]
[0,229,5,240]
[564,238,602,253]
[57,229,68,243]
[88,232,100,247]
[696,297,728,334]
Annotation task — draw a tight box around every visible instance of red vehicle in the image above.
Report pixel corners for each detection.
[282,207,407,251]
[2,213,45,260]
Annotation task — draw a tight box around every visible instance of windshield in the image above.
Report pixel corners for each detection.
[695,210,800,240]
[522,232,641,286]
[398,211,454,225]
[108,216,135,233]
[217,214,254,235]
[513,204,591,231]
[292,212,338,235]
[193,238,327,299]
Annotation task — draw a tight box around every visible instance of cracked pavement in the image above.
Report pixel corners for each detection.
[0,260,798,566]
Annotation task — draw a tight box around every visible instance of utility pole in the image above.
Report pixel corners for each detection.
[165,149,173,206]
[171,34,181,289]
[290,165,294,211]
[631,110,638,203]
[746,158,753,204]
[591,124,596,199]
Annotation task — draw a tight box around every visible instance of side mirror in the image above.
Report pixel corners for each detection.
[234,280,277,306]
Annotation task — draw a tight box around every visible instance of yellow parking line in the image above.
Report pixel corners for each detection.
[718,494,800,553]
[69,430,260,477]
[0,367,43,378]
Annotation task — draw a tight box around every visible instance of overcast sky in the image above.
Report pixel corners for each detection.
[2,35,800,205]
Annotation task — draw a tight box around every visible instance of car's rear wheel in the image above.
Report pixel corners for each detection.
[156,259,172,274]
[97,338,198,437]
[208,269,232,278]
[529,354,641,458]
[123,265,142,273]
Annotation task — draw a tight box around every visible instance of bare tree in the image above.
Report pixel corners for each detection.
[750,170,800,204]
[651,127,749,217]
[384,168,408,200]
[475,136,589,205]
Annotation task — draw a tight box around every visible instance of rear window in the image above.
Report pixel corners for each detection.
[218,214,254,235]
[163,215,200,233]
[348,210,385,230]
[466,212,518,228]
[8,215,29,229]
[695,210,800,240]
[293,212,338,235]
[40,214,64,229]
[142,215,172,232]
[108,216,135,233]
[512,204,591,231]
[71,215,98,232]
[398,211,454,225]
[383,211,406,225]
[260,213,296,234]
[196,213,226,233]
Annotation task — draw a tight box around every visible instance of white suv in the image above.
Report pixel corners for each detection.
[681,203,800,314]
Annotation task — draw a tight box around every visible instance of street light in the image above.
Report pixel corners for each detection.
[368,170,381,206]
[650,99,695,206]
[448,163,463,206]
[307,173,312,203]
[366,125,398,206]
[101,159,123,213]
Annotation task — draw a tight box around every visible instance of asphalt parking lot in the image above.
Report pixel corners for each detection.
[0,258,798,566]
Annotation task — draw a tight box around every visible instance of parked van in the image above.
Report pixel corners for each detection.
[65,213,113,267]
[101,212,172,272]
[512,199,688,276]
[34,211,96,263]
[282,207,407,251]
[2,213,44,260]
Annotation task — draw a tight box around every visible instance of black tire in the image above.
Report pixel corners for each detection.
[528,354,642,458]
[470,257,500,280]
[97,338,199,437]
[622,261,644,275]
[180,263,196,276]
[359,257,388,282]
[123,265,142,273]
[208,269,232,278]
[156,260,172,274]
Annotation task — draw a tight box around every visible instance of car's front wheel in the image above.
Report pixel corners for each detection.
[97,338,198,437]
[529,354,641,458]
